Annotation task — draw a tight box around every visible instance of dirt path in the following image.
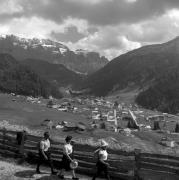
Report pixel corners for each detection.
[0,159,96,180]
[0,157,179,180]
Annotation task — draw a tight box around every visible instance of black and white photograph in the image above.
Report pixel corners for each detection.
[0,0,179,179]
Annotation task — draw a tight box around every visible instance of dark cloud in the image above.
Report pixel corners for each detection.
[87,27,98,34]
[11,0,179,26]
[0,13,22,23]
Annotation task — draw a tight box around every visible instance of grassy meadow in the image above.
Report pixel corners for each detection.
[0,93,179,155]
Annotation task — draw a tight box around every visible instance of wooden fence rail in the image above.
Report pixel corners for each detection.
[0,128,179,180]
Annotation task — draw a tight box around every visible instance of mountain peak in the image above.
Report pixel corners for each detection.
[0,34,108,74]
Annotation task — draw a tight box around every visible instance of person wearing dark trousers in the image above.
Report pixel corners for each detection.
[36,132,57,175]
[58,135,79,180]
[92,140,110,180]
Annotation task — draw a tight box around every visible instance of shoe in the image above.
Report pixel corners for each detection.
[51,171,58,175]
[36,170,41,174]
[58,174,64,179]
[72,177,79,180]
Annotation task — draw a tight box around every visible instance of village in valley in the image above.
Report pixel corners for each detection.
[2,90,179,156]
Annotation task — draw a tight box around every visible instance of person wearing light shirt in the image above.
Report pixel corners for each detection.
[36,132,57,175]
[92,140,110,180]
[40,138,50,152]
[58,135,79,180]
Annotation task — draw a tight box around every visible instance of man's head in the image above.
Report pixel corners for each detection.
[44,132,50,139]
[65,135,72,143]
[100,140,108,150]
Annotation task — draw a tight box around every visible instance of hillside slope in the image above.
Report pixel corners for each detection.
[0,53,62,98]
[83,37,179,96]
[22,59,84,87]
[136,70,179,114]
[81,37,179,113]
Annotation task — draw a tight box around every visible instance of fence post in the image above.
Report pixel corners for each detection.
[134,148,141,180]
[2,128,6,153]
[18,131,26,163]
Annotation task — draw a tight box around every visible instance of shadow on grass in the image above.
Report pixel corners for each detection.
[14,170,73,180]
[14,170,48,178]
[35,175,59,180]
[36,176,73,180]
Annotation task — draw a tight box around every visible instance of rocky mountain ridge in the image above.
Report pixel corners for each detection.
[0,35,108,74]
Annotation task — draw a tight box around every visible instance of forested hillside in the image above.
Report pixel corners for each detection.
[0,53,62,98]
[81,37,179,114]
[136,70,179,114]
[22,59,84,87]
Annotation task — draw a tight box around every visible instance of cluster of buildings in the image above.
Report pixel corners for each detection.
[11,93,177,136]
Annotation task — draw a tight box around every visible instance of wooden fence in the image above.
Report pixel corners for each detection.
[0,128,179,180]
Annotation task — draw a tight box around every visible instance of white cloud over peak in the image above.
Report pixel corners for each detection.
[0,0,179,59]
[0,16,63,39]
[66,27,141,59]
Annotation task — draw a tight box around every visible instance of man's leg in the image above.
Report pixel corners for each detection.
[36,153,43,173]
[46,151,56,173]
[104,166,110,180]
[92,167,101,180]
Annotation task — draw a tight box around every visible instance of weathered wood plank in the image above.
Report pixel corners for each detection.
[0,140,19,148]
[140,157,179,167]
[141,153,179,161]
[139,161,178,173]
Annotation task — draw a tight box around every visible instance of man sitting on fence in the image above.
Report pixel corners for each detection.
[36,132,57,174]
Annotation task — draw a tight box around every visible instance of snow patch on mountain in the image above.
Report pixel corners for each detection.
[0,34,109,74]
[59,47,68,54]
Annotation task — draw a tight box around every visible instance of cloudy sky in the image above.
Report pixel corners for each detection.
[1,0,179,59]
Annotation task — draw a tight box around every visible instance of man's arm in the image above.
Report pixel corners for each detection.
[40,141,48,160]
[94,148,100,154]
[99,154,109,166]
